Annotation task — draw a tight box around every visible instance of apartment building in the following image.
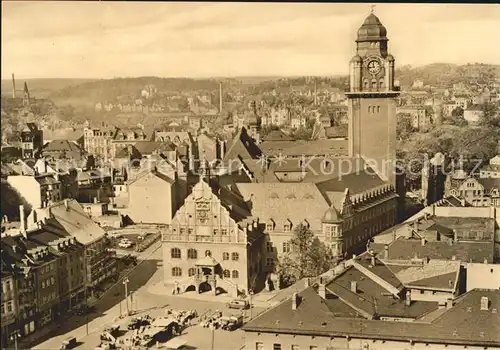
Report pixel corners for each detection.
[83,122,116,161]
[20,123,43,159]
[7,173,63,209]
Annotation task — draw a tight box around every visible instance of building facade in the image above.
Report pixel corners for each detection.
[161,178,265,296]
[20,123,43,159]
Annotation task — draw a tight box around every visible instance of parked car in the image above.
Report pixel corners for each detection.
[118,241,133,249]
[60,336,77,349]
[108,232,123,239]
[138,232,151,241]
[74,304,96,316]
[226,299,249,310]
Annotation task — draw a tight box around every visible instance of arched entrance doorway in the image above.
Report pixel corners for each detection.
[199,282,212,293]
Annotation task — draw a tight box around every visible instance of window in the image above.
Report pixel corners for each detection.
[372,80,377,89]
[221,228,228,235]
[267,258,274,266]
[5,281,11,291]
[42,281,46,289]
[7,301,13,312]
[213,229,219,235]
[273,344,282,350]
[180,228,186,234]
[223,269,231,278]
[232,270,239,279]
[266,223,274,231]
[284,224,291,232]
[283,242,291,253]
[187,249,198,259]
[223,252,230,260]
[310,347,318,350]
[363,80,369,90]
[292,346,299,350]
[188,268,196,277]
[205,250,212,257]
[232,252,239,261]
[171,248,181,259]
[379,80,384,89]
[256,343,264,350]
[188,228,193,234]
[172,267,182,277]
[266,242,273,253]
[50,277,55,285]
[377,106,380,113]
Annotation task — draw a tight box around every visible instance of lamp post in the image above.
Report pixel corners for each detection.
[10,330,20,350]
[123,277,130,316]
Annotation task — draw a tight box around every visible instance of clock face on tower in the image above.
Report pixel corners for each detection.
[367,60,381,75]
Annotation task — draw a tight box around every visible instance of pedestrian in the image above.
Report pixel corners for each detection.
[172,288,176,295]
[177,286,180,294]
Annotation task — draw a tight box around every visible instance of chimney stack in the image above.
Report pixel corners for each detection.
[19,205,26,234]
[350,281,357,293]
[484,258,488,264]
[12,73,16,98]
[318,283,326,299]
[94,196,98,204]
[384,245,389,260]
[405,291,411,306]
[292,292,299,310]
[421,238,426,246]
[446,298,453,309]
[219,81,223,113]
[452,255,456,261]
[64,199,69,211]
[2,215,8,224]
[352,254,357,260]
[370,256,376,267]
[304,277,310,288]
[480,296,489,311]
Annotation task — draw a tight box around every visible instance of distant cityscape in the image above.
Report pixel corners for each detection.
[1,8,500,350]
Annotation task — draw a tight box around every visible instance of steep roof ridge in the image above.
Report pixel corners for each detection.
[351,260,402,297]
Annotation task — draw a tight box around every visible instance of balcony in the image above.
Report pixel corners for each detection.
[162,233,247,243]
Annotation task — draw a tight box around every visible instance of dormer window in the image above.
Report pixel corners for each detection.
[266,221,274,232]
[284,222,291,232]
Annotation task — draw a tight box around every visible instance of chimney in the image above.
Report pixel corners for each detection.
[446,299,453,309]
[2,215,8,224]
[352,254,357,260]
[384,245,389,260]
[19,205,26,234]
[452,255,456,261]
[350,281,357,293]
[414,219,419,234]
[405,291,411,306]
[484,258,488,264]
[93,197,98,204]
[64,199,69,211]
[12,73,16,98]
[219,81,223,113]
[292,292,299,310]
[421,238,426,246]
[370,256,376,267]
[318,283,326,299]
[304,277,310,288]
[480,296,489,311]
[219,139,225,160]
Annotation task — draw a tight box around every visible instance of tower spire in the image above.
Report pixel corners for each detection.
[371,4,376,13]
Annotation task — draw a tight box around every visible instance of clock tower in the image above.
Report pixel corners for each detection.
[347,12,400,188]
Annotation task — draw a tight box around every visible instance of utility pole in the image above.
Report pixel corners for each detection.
[123,277,130,316]
[10,330,20,350]
[249,289,254,319]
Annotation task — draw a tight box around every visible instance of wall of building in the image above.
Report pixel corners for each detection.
[127,174,175,225]
[7,176,42,208]
[161,241,250,292]
[244,331,492,350]
[466,263,500,291]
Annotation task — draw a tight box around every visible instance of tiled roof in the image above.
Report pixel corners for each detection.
[234,182,331,229]
[127,169,176,186]
[261,130,294,142]
[243,288,500,346]
[260,139,348,157]
[42,140,83,153]
[222,127,262,162]
[316,169,389,195]
[370,238,494,263]
[388,260,461,290]
[327,266,437,318]
[43,199,106,245]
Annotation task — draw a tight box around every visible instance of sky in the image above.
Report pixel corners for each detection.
[2,2,500,79]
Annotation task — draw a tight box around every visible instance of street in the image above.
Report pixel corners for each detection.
[31,242,263,350]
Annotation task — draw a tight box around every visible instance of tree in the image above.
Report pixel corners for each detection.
[396,113,414,140]
[276,224,334,288]
[451,107,464,118]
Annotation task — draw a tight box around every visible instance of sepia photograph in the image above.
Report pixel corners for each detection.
[1,2,500,350]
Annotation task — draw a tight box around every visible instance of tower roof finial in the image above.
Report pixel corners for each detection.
[371,4,376,14]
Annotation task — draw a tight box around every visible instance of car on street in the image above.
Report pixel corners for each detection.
[225,298,249,310]
[138,232,151,241]
[118,241,133,249]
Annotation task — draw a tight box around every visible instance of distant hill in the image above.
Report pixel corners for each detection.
[0,78,98,98]
[395,63,500,89]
